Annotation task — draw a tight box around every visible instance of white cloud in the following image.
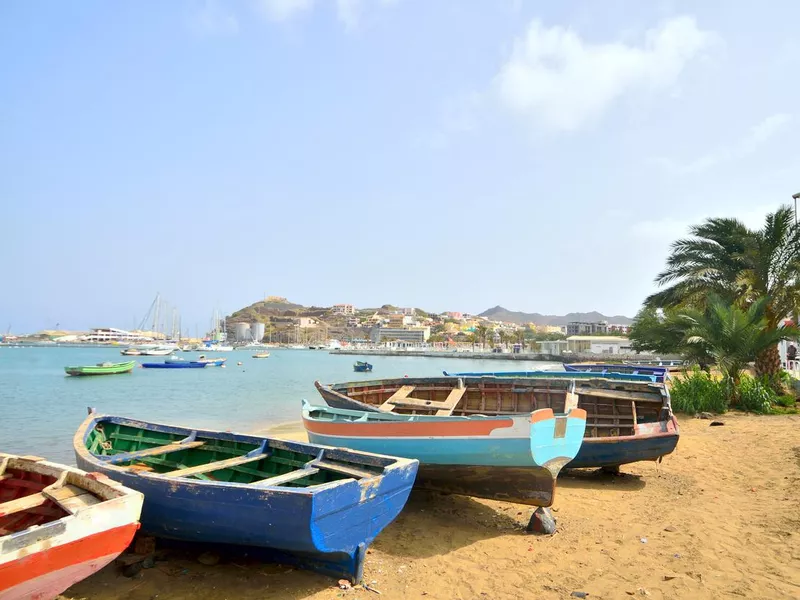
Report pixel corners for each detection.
[189,0,239,36]
[653,113,793,174]
[335,0,398,31]
[492,16,718,132]
[255,0,314,22]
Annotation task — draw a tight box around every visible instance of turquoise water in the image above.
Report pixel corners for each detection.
[0,347,556,464]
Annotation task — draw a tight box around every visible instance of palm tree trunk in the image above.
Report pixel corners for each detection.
[754,344,781,383]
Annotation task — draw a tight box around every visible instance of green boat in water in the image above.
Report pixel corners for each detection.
[65,360,137,376]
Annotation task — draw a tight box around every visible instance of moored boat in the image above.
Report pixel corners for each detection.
[315,375,679,470]
[73,412,419,583]
[141,360,207,369]
[120,348,141,356]
[252,353,270,359]
[353,361,372,373]
[0,453,143,599]
[139,346,176,356]
[65,361,136,377]
[302,400,586,506]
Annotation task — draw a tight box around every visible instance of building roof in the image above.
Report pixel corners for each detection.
[567,335,630,342]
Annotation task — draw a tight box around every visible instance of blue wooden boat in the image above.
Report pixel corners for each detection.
[315,375,679,470]
[564,364,668,383]
[302,400,586,506]
[141,360,207,369]
[442,369,657,383]
[353,361,372,373]
[73,411,418,583]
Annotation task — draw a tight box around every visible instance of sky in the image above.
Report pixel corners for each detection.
[2,1,800,334]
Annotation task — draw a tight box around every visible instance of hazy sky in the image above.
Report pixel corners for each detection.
[2,1,799,333]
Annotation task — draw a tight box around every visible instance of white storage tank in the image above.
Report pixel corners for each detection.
[233,322,251,342]
[251,322,266,343]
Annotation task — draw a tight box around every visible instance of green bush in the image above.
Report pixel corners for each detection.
[737,375,775,414]
[670,369,728,415]
[773,394,797,408]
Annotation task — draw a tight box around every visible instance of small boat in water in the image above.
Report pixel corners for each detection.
[315,375,679,470]
[168,355,226,367]
[0,452,143,599]
[302,399,586,506]
[65,360,136,377]
[353,361,373,373]
[139,346,176,356]
[252,353,270,359]
[73,412,418,583]
[120,348,141,356]
[141,360,207,369]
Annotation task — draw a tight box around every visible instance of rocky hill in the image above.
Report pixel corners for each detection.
[479,306,632,326]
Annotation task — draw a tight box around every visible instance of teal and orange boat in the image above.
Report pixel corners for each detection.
[64,361,136,377]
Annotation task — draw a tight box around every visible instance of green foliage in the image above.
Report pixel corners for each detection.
[670,369,728,415]
[737,375,775,414]
[773,394,797,408]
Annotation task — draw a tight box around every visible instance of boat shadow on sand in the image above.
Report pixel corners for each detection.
[558,467,647,492]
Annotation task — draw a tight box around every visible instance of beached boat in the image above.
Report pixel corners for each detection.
[252,353,270,359]
[65,360,136,377]
[563,364,668,383]
[353,361,372,373]
[315,375,679,470]
[141,360,207,369]
[73,412,418,583]
[0,453,143,599]
[302,400,586,506]
[443,369,658,383]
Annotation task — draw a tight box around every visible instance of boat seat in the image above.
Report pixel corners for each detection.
[378,385,416,411]
[163,452,270,478]
[0,493,50,518]
[103,441,206,465]
[310,460,379,479]
[250,467,320,487]
[43,484,101,514]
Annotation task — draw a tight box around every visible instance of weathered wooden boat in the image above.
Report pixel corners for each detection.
[0,453,143,599]
[563,364,668,383]
[443,369,657,383]
[65,360,136,377]
[353,362,372,373]
[73,412,418,583]
[302,400,586,507]
[252,353,270,359]
[141,360,207,369]
[623,359,685,371]
[315,375,679,469]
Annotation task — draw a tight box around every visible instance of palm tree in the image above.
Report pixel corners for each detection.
[646,205,800,378]
[680,295,799,404]
[474,324,489,350]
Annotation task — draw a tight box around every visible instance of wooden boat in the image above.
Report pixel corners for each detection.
[252,353,270,359]
[443,369,657,383]
[170,355,226,367]
[73,412,419,583]
[0,453,143,599]
[353,361,372,373]
[65,361,136,377]
[141,360,207,369]
[563,364,668,383]
[302,400,586,507]
[315,375,679,470]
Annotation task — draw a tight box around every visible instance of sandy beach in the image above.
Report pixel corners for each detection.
[61,413,800,600]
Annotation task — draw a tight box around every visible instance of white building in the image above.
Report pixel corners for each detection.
[566,336,632,355]
[332,304,355,315]
[82,328,151,343]
[537,340,569,355]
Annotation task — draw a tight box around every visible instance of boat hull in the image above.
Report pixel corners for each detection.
[65,361,136,376]
[141,363,207,369]
[73,414,418,583]
[302,403,587,506]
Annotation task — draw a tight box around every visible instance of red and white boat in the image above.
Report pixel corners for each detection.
[0,453,143,600]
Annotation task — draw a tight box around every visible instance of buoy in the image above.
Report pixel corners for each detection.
[237,361,243,366]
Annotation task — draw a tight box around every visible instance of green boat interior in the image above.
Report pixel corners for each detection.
[85,421,387,487]
[331,377,670,438]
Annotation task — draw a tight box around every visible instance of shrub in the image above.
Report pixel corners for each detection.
[737,374,776,414]
[773,394,797,408]
[670,369,728,415]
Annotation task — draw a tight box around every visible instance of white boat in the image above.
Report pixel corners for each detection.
[139,345,176,356]
[200,344,233,352]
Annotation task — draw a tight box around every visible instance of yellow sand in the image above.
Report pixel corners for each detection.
[61,413,800,600]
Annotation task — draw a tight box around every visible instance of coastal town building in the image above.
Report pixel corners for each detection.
[608,323,631,334]
[566,321,609,336]
[295,317,319,329]
[370,326,431,344]
[566,335,632,354]
[332,304,355,315]
[388,313,415,328]
[537,340,569,355]
[82,328,151,343]
[443,311,463,320]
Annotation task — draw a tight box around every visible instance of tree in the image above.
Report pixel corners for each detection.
[474,324,489,350]
[680,295,799,403]
[646,205,800,379]
[629,306,713,369]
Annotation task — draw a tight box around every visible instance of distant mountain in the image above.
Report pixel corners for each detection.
[478,306,633,326]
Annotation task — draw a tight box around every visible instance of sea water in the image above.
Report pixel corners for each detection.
[0,346,557,464]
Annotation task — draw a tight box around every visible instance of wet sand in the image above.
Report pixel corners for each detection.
[61,413,800,600]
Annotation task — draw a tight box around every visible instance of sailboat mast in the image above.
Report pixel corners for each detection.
[152,293,160,338]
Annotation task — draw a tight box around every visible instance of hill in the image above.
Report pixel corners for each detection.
[478,306,632,326]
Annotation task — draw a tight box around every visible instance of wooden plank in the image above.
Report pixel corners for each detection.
[435,385,467,416]
[576,388,663,403]
[163,453,268,478]
[44,485,101,514]
[379,385,416,412]
[312,460,378,479]
[0,493,48,517]
[251,467,320,487]
[105,441,205,465]
[387,397,447,409]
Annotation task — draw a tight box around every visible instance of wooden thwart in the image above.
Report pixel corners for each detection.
[312,460,378,479]
[164,453,268,478]
[43,484,101,514]
[0,493,49,518]
[379,383,467,416]
[435,385,467,416]
[251,467,320,487]
[379,385,416,411]
[105,441,206,465]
